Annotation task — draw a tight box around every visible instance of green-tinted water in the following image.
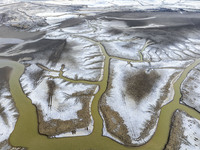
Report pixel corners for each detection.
[2,46,200,149]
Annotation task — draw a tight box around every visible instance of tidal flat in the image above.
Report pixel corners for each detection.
[1,1,200,150]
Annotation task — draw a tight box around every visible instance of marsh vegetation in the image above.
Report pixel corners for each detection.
[125,70,160,103]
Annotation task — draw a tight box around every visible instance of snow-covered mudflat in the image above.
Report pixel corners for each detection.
[165,110,200,150]
[19,49,100,137]
[180,64,200,112]
[100,59,192,146]
[27,77,98,137]
[0,67,18,149]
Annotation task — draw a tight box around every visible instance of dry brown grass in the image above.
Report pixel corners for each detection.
[0,103,8,125]
[100,100,132,146]
[48,41,66,66]
[0,67,12,84]
[29,70,43,87]
[136,72,178,141]
[125,70,160,103]
[47,80,56,108]
[0,140,26,150]
[100,68,179,145]
[0,67,12,125]
[0,140,7,149]
[164,110,184,150]
[9,147,27,150]
[99,68,132,146]
[37,93,94,136]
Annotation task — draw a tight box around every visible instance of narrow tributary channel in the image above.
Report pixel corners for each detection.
[2,40,200,150]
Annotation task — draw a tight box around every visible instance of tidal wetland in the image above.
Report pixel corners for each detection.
[1,1,200,150]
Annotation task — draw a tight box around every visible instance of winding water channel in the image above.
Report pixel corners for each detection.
[2,36,200,149]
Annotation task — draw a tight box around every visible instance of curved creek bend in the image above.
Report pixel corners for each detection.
[2,37,200,149]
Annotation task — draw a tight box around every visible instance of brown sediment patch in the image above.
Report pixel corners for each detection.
[164,110,185,150]
[125,70,160,103]
[37,94,93,136]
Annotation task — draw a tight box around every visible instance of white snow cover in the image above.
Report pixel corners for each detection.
[150,60,194,69]
[41,35,105,81]
[55,86,99,137]
[102,39,146,60]
[28,77,97,121]
[61,37,104,81]
[20,63,44,94]
[36,13,79,25]
[16,36,104,82]
[1,0,200,11]
[0,91,18,143]
[101,59,192,145]
[20,62,99,137]
[59,22,94,34]
[143,36,200,61]
[180,64,200,112]
[177,110,200,150]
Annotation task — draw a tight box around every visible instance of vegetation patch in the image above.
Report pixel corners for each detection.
[47,80,56,108]
[125,70,160,103]
[37,94,93,136]
[100,98,132,146]
[164,110,184,150]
